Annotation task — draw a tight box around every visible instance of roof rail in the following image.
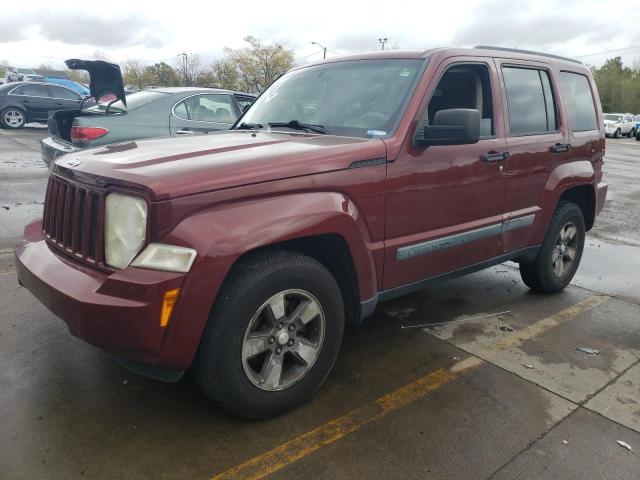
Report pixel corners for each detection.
[474,45,582,65]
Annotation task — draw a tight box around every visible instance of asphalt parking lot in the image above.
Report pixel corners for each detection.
[1,129,639,479]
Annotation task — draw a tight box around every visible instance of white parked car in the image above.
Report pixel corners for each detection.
[604,113,636,138]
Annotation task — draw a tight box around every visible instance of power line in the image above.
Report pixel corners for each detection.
[574,44,640,59]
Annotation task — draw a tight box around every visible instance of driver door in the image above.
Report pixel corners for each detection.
[383,58,508,290]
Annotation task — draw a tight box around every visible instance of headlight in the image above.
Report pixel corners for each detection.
[105,193,147,269]
[131,243,197,273]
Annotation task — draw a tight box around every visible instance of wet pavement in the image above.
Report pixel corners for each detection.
[0,134,639,479]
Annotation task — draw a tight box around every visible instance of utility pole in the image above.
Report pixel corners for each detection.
[311,41,328,59]
[378,37,388,51]
[179,52,188,86]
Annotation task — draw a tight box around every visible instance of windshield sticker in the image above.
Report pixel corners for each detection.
[399,69,411,77]
[367,129,387,137]
[265,88,279,103]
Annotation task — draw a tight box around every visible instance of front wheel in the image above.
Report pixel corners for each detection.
[613,128,621,138]
[519,202,585,294]
[194,250,344,419]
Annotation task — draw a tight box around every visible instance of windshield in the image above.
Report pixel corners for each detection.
[85,90,166,113]
[239,59,425,138]
[604,114,623,122]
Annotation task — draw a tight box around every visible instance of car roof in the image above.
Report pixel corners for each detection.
[0,81,79,91]
[297,46,585,71]
[149,86,256,97]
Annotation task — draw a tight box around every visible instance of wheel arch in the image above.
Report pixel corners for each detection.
[155,191,380,368]
[532,160,596,243]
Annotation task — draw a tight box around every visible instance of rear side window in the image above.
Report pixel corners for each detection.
[48,85,79,100]
[559,72,597,132]
[502,67,558,135]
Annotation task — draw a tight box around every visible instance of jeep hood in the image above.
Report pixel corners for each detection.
[55,131,387,199]
[65,58,126,106]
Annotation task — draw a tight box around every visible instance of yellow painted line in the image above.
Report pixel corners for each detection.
[211,363,481,480]
[210,293,610,480]
[0,270,16,276]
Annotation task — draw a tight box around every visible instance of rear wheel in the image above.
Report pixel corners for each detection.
[519,202,585,294]
[194,250,344,419]
[0,107,26,129]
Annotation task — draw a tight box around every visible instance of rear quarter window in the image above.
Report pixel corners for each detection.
[558,72,597,132]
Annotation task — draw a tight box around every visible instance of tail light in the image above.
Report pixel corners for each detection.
[70,126,108,143]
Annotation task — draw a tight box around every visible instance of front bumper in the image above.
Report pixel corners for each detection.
[15,220,187,372]
[41,136,79,167]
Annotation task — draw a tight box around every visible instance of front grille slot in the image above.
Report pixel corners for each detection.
[42,176,104,264]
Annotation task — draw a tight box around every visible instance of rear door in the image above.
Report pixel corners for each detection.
[11,84,55,121]
[169,93,238,135]
[496,60,569,254]
[46,85,82,113]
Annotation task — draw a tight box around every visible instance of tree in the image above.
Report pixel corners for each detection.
[591,57,640,113]
[0,60,10,77]
[211,36,295,93]
[122,58,145,88]
[174,53,202,86]
[141,62,180,87]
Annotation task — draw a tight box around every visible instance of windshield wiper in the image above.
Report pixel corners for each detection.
[268,120,327,134]
[236,122,264,130]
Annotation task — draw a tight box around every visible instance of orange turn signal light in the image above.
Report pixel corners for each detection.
[160,288,180,328]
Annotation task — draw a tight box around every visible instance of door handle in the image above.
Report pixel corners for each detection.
[176,129,194,135]
[481,151,509,163]
[550,143,571,153]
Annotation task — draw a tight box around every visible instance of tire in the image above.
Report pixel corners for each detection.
[0,107,26,129]
[613,128,620,138]
[194,250,345,419]
[630,128,636,138]
[519,202,585,294]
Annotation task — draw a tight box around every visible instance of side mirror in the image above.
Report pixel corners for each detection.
[414,108,480,148]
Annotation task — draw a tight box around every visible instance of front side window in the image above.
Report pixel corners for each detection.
[502,67,557,135]
[427,63,494,137]
[235,96,255,113]
[174,94,237,123]
[240,59,425,138]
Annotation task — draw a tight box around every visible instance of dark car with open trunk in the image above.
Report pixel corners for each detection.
[15,46,607,419]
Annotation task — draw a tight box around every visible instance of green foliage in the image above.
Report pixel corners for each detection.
[211,36,295,93]
[591,57,640,113]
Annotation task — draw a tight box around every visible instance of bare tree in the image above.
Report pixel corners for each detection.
[174,53,202,86]
[210,36,295,93]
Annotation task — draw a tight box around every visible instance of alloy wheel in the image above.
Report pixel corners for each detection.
[552,221,578,278]
[4,109,24,128]
[241,289,326,391]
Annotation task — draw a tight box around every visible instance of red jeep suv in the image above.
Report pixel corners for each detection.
[15,46,607,418]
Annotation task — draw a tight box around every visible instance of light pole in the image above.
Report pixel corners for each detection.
[311,41,327,59]
[179,52,188,86]
[378,37,388,51]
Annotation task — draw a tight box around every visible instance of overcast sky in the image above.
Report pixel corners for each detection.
[2,0,639,70]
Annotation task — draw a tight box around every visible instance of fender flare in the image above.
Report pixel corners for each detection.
[532,160,595,244]
[156,191,379,368]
